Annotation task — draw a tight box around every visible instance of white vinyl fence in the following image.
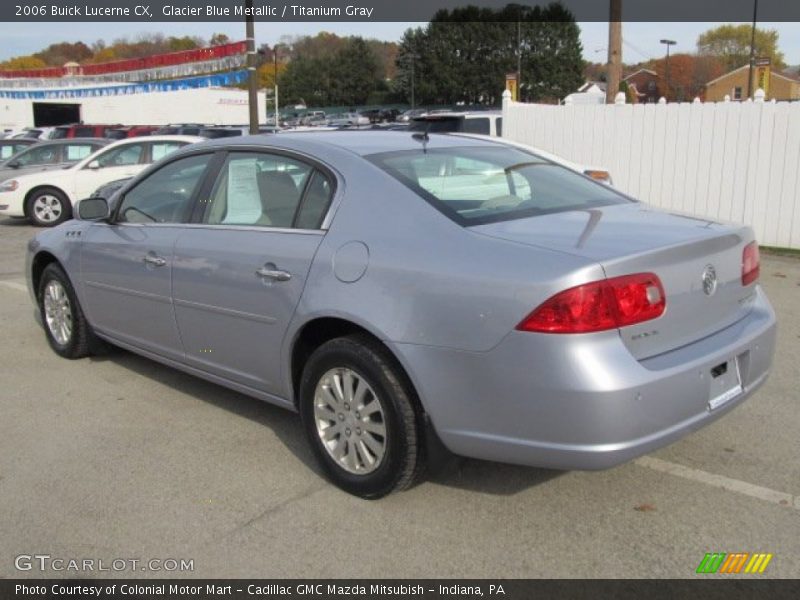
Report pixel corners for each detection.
[502,93,800,249]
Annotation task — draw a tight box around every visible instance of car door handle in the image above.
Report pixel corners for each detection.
[256,264,292,282]
[143,254,167,267]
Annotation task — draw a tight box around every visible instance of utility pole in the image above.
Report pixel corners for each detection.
[517,19,522,100]
[245,0,258,134]
[605,0,622,104]
[747,0,759,99]
[273,44,280,127]
[660,39,676,100]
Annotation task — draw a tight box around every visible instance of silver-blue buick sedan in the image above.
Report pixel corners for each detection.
[26,131,776,498]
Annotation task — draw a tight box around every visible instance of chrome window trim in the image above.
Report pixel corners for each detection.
[102,222,325,236]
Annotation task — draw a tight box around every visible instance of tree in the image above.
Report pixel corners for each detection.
[279,35,386,107]
[651,53,726,101]
[394,2,584,105]
[0,56,48,70]
[209,33,231,47]
[697,24,785,71]
[331,37,383,106]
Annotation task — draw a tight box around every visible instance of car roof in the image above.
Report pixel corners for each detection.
[193,130,503,157]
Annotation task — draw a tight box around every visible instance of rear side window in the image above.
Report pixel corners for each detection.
[73,126,95,137]
[295,171,334,229]
[64,144,94,161]
[150,142,186,162]
[50,128,68,139]
[205,152,313,228]
[96,143,145,167]
[369,146,628,226]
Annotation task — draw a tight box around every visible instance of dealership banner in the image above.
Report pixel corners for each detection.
[3,579,800,599]
[0,70,249,99]
[2,0,800,22]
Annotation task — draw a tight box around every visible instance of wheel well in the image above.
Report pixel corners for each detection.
[24,185,70,217]
[31,251,60,296]
[290,318,419,410]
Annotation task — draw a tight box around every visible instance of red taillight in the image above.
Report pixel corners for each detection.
[742,241,760,286]
[517,273,666,334]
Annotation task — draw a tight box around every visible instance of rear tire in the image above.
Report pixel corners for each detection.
[38,263,94,359]
[27,188,71,227]
[299,335,424,498]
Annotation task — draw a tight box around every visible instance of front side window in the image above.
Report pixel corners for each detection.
[204,152,315,228]
[117,153,212,224]
[74,126,95,137]
[95,143,145,168]
[12,144,60,166]
[369,146,629,226]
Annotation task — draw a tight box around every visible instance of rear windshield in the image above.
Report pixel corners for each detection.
[368,146,629,226]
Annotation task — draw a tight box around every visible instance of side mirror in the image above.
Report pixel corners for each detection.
[7,160,20,169]
[87,160,101,170]
[76,197,110,221]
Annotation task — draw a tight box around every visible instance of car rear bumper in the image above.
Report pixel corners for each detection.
[391,285,776,470]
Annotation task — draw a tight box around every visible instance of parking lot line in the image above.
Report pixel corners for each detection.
[635,456,799,510]
[0,280,26,292]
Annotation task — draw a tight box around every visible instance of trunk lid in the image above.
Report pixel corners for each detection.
[472,203,757,360]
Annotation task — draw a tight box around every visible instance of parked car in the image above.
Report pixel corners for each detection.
[50,124,124,139]
[153,124,210,136]
[0,139,109,184]
[8,127,58,140]
[0,135,202,226]
[104,126,159,140]
[328,112,370,127]
[396,108,428,123]
[409,111,503,136]
[199,126,279,138]
[26,131,775,498]
[0,138,38,161]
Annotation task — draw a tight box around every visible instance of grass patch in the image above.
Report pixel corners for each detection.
[761,246,800,258]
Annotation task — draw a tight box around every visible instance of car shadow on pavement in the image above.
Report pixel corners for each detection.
[0,217,31,227]
[90,347,564,497]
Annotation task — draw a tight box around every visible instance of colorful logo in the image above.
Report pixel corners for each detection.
[696,552,773,574]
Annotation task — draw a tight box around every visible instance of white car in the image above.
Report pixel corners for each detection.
[0,135,203,226]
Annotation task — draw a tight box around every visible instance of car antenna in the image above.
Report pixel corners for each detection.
[411,123,431,153]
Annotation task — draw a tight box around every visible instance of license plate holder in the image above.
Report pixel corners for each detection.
[708,358,742,411]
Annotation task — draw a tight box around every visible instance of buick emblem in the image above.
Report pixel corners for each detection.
[702,265,718,296]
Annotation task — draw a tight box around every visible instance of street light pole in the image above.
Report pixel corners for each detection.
[747,0,759,99]
[660,39,676,101]
[245,0,258,134]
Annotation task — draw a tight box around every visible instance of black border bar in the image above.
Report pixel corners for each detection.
[3,0,800,22]
[4,579,800,600]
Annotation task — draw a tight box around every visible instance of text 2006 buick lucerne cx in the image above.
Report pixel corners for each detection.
[25,131,776,498]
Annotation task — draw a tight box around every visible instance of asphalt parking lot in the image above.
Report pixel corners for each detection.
[0,217,798,579]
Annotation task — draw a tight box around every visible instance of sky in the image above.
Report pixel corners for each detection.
[1,21,799,67]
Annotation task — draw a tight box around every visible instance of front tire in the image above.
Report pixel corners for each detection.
[27,188,71,227]
[38,263,93,359]
[299,335,424,498]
